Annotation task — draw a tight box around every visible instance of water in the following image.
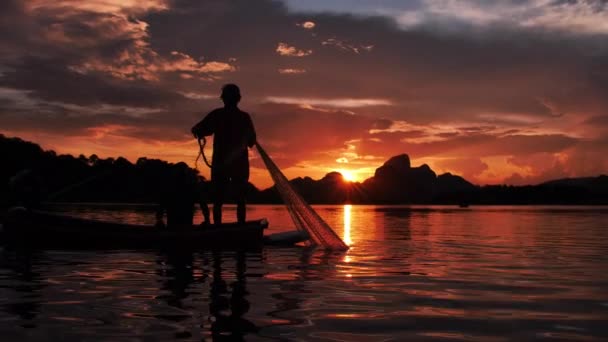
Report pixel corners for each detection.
[1,205,608,341]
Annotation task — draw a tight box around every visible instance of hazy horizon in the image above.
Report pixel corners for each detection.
[6,133,607,190]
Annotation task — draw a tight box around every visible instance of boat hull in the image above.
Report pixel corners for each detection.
[1,208,267,250]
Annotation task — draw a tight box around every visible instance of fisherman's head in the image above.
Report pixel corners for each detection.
[220,83,241,107]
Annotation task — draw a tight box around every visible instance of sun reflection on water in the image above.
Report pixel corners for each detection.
[343,204,352,246]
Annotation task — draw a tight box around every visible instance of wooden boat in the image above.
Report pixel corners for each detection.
[0,207,306,250]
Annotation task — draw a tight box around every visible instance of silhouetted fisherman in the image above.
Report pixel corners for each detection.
[191,84,256,225]
[155,162,210,229]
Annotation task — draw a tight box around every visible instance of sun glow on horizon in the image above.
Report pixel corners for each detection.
[338,169,358,182]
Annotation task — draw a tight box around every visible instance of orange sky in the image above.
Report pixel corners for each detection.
[1,0,607,188]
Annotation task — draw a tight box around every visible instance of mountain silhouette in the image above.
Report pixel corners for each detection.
[253,153,476,204]
[1,134,607,206]
[364,154,439,203]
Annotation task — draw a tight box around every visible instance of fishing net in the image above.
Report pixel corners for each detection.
[255,142,349,250]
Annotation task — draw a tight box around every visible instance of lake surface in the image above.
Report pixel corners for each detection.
[1,205,608,341]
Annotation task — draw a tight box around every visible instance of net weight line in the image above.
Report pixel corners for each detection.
[255,142,349,251]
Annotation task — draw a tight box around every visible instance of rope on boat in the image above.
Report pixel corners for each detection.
[195,137,213,169]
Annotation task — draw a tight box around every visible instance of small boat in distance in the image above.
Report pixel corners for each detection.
[1,207,306,250]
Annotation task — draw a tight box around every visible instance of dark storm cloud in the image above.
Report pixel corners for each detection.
[0,100,206,143]
[117,0,605,139]
[4,0,606,117]
[0,57,188,108]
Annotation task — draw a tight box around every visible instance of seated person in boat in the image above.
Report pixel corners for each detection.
[7,169,43,210]
[155,162,210,229]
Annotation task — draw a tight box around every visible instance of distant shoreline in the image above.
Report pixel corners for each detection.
[3,134,608,206]
[28,202,608,207]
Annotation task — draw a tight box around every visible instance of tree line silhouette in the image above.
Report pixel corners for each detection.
[1,134,204,206]
[2,134,607,207]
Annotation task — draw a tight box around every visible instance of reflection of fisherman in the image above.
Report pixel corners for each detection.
[155,162,210,229]
[209,252,258,340]
[159,251,195,309]
[191,84,256,225]
[8,169,43,209]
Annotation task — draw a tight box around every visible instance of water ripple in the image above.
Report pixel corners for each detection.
[1,205,607,340]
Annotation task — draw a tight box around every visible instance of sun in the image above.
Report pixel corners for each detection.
[339,169,357,182]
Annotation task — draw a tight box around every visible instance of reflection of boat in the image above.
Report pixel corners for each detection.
[1,208,306,249]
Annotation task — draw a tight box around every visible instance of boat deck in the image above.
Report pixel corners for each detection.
[1,209,269,250]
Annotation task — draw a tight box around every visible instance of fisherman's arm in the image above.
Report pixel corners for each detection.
[191,110,217,138]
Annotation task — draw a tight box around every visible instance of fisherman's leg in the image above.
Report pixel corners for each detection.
[233,165,249,224]
[213,203,222,225]
[200,202,211,224]
[213,187,223,226]
[211,169,228,225]
[236,180,247,223]
[198,183,211,225]
[236,196,246,224]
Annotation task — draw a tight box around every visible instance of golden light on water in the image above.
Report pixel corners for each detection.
[343,204,352,246]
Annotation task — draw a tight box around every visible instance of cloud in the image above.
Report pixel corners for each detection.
[165,51,235,73]
[284,0,608,35]
[251,103,381,168]
[265,96,392,108]
[59,16,235,81]
[4,0,235,85]
[321,38,373,54]
[0,57,188,107]
[278,68,307,74]
[356,132,580,165]
[297,21,316,29]
[501,144,608,185]
[584,115,608,126]
[436,157,489,179]
[276,42,312,57]
[25,0,169,15]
